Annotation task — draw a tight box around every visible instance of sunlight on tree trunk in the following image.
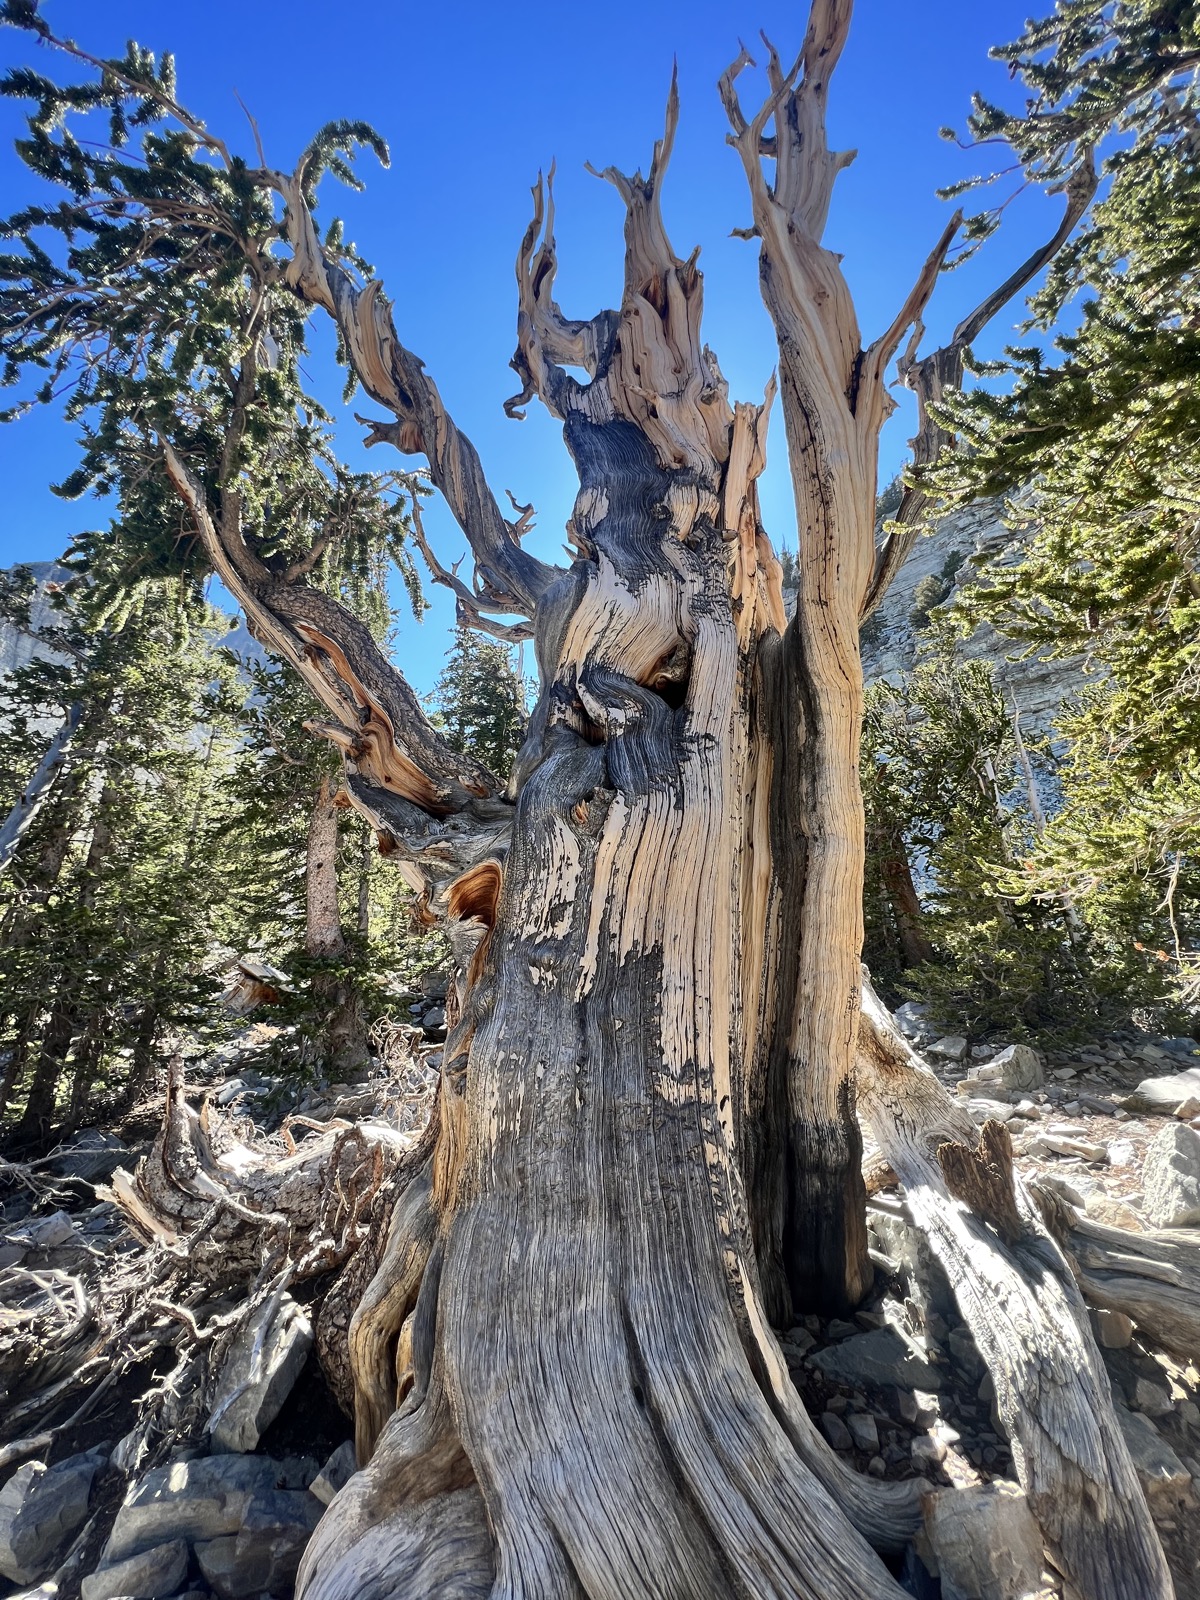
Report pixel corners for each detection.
[0,0,1178,1592]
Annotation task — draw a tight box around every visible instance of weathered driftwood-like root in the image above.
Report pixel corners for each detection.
[297,1363,492,1600]
[1034,1185,1200,1367]
[345,1158,439,1460]
[102,1060,412,1273]
[856,976,1174,1600]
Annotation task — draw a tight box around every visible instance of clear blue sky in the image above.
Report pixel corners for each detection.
[0,0,1054,693]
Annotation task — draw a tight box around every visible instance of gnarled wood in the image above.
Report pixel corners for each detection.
[856,976,1174,1600]
[862,150,1098,620]
[1035,1185,1200,1368]
[290,79,921,1600]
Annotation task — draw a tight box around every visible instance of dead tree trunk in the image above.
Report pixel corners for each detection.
[121,5,1166,1593]
[305,775,369,1079]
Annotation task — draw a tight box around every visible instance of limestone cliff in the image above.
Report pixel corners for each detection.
[784,502,1089,739]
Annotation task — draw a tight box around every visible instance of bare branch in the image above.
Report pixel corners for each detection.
[408,496,534,643]
[506,164,616,421]
[273,170,560,616]
[161,440,499,817]
[720,7,860,433]
[857,211,962,436]
[862,149,1098,619]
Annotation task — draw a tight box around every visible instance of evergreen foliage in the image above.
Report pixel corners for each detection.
[428,627,526,784]
[0,573,248,1137]
[0,11,424,630]
[861,643,1177,1036]
[924,0,1200,1003]
[225,645,447,1082]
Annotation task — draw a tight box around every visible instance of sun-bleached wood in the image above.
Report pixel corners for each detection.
[857,976,1173,1600]
[85,2,1158,1591]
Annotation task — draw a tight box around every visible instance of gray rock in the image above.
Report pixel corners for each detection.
[1117,1407,1191,1503]
[965,1098,1015,1125]
[208,1294,312,1453]
[0,1451,103,1584]
[12,1210,78,1251]
[49,1129,128,1184]
[928,1035,968,1063]
[1143,1122,1200,1227]
[1123,1065,1200,1116]
[1029,1132,1109,1163]
[309,1441,356,1507]
[919,1481,1044,1600]
[810,1326,941,1391]
[105,1455,282,1565]
[894,1001,933,1041]
[867,1211,957,1323]
[966,1043,1044,1094]
[194,1491,321,1598]
[1083,1191,1146,1231]
[780,1326,816,1361]
[1094,1308,1134,1349]
[910,1435,946,1470]
[1035,1172,1089,1208]
[1159,1036,1200,1061]
[1133,1377,1173,1418]
[82,1540,189,1600]
[819,1412,853,1451]
[846,1412,879,1453]
[897,1387,939,1427]
[421,1006,446,1030]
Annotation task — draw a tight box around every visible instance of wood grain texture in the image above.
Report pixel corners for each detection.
[857,976,1174,1600]
[1035,1185,1200,1368]
[293,83,915,1598]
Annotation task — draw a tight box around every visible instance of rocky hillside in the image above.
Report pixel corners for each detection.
[780,503,1087,739]
[0,561,70,683]
[860,502,1085,738]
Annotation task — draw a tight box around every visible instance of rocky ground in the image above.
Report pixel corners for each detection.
[3,997,1200,1600]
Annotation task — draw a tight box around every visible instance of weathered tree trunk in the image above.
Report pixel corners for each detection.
[131,5,1165,1593]
[876,832,934,969]
[306,774,369,1078]
[856,976,1172,1597]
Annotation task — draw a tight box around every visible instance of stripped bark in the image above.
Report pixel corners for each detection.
[856,975,1173,1600]
[720,8,958,1311]
[282,65,921,1600]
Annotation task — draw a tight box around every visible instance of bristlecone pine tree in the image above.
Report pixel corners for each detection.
[0,2,1182,1595]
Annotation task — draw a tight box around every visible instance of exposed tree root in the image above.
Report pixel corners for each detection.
[1,1062,418,1492]
[857,974,1174,1600]
[1034,1185,1200,1368]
